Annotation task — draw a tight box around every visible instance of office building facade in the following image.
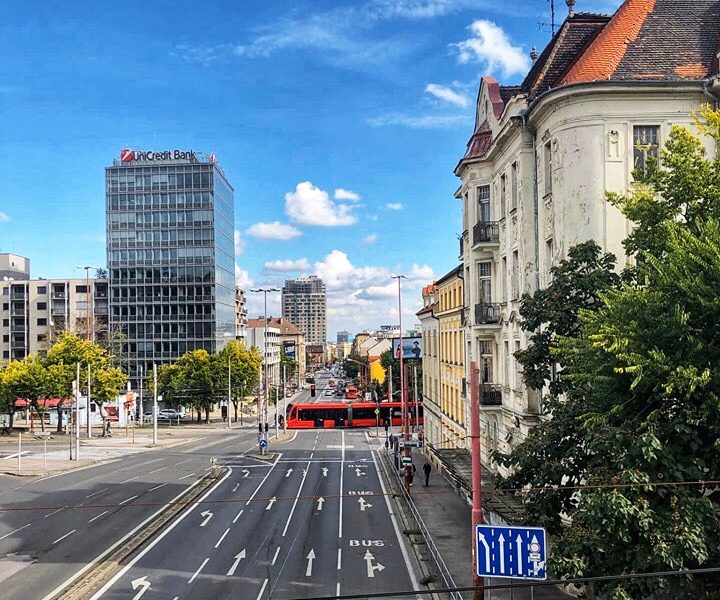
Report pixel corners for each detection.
[106,149,235,386]
[281,276,326,346]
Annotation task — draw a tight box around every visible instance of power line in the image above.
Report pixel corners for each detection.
[291,567,720,600]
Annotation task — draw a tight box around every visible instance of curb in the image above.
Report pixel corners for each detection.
[0,459,100,478]
[376,450,442,599]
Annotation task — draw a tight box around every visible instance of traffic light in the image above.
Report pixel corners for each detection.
[310,385,316,397]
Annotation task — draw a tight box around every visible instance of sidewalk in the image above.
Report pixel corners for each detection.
[377,443,573,600]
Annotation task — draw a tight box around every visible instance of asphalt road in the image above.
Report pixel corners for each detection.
[89,429,419,600]
[0,427,260,599]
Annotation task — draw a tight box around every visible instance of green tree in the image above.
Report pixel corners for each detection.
[497,108,720,599]
[92,366,127,434]
[216,341,262,423]
[3,356,53,432]
[174,350,216,423]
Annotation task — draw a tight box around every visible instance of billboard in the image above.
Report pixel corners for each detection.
[392,336,423,360]
[283,340,296,360]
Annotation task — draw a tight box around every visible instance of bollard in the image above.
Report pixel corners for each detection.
[210,456,220,478]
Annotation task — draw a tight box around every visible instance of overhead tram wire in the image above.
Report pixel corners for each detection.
[290,567,720,600]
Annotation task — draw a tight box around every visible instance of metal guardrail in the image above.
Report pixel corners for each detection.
[383,452,464,600]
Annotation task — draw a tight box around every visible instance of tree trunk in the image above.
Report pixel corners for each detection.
[204,406,209,424]
[196,409,201,423]
[39,406,45,432]
[232,400,238,423]
[56,400,64,433]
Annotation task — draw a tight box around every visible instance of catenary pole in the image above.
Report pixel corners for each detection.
[87,363,91,438]
[75,362,80,460]
[227,354,231,429]
[391,275,409,458]
[152,363,158,446]
[470,360,484,600]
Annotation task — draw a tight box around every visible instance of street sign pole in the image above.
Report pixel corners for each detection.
[470,361,484,600]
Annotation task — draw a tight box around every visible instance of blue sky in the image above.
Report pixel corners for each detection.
[0,0,619,337]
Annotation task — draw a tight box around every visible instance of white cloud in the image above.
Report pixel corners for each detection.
[453,20,530,77]
[235,264,253,289]
[334,188,361,201]
[246,221,303,240]
[408,263,435,281]
[263,258,312,272]
[425,83,468,107]
[386,203,404,211]
[361,234,378,245]
[234,230,246,257]
[285,182,357,227]
[0,212,9,222]
[366,113,470,129]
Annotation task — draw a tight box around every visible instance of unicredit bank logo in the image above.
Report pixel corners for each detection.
[119,149,197,162]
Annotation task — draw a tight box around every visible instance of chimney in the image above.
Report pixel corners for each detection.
[566,0,576,17]
[530,46,539,63]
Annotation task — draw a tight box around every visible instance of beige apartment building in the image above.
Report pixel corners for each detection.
[417,283,440,447]
[455,0,720,469]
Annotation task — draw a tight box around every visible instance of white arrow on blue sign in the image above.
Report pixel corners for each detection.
[259,439,268,448]
[475,525,547,580]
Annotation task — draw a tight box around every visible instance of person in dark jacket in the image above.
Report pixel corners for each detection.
[423,460,432,486]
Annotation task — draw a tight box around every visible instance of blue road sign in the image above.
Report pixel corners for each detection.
[259,439,268,448]
[475,525,547,580]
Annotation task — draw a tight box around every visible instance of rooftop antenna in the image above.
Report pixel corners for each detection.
[536,0,557,36]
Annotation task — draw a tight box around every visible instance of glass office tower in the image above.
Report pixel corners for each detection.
[106,150,235,388]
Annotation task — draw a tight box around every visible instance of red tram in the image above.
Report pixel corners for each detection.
[286,401,423,429]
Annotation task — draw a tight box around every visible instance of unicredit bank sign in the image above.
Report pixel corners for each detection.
[120,149,196,163]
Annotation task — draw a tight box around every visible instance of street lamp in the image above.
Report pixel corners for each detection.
[250,287,280,453]
[76,265,101,342]
[390,275,409,463]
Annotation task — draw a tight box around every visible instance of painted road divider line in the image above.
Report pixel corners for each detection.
[188,558,209,584]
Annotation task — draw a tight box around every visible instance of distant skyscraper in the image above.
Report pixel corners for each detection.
[106,149,235,387]
[281,275,326,345]
[337,330,350,344]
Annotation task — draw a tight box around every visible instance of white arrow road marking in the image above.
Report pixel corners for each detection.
[199,510,213,527]
[358,496,372,511]
[266,496,277,510]
[188,558,208,584]
[242,470,250,478]
[322,467,328,476]
[317,497,325,511]
[131,576,151,600]
[498,533,506,574]
[355,468,366,477]
[516,533,523,574]
[363,550,385,578]
[478,532,490,574]
[285,468,293,478]
[305,549,316,577]
[226,549,246,576]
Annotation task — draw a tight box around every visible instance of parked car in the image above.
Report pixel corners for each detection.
[324,389,333,396]
[142,409,184,422]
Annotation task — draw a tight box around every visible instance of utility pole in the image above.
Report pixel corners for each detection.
[413,364,419,433]
[282,364,287,431]
[152,363,158,446]
[391,275,409,463]
[227,355,231,429]
[75,363,80,460]
[470,361,484,600]
[139,364,144,425]
[87,363,92,438]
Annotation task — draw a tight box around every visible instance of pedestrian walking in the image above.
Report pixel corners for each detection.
[105,420,112,437]
[403,465,413,493]
[423,460,431,486]
[0,415,10,436]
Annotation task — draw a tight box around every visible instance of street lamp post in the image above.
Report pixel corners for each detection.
[391,275,409,466]
[77,265,100,342]
[250,287,280,454]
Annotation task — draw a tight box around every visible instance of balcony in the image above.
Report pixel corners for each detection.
[51,292,66,300]
[479,384,502,406]
[472,221,500,246]
[474,302,501,325]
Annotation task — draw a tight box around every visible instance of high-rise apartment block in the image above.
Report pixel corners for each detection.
[106,149,235,386]
[281,276,326,346]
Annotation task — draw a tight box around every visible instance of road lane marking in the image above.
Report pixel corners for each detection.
[339,430,345,539]
[199,510,213,527]
[175,458,192,466]
[371,449,420,590]
[88,511,109,524]
[148,466,166,474]
[232,483,240,492]
[337,547,342,570]
[147,483,167,492]
[0,523,30,541]
[305,549,315,576]
[255,578,268,600]
[84,487,108,499]
[119,495,138,506]
[178,472,196,480]
[52,529,76,545]
[85,469,231,600]
[120,476,139,484]
[188,558,209,584]
[3,451,31,460]
[227,549,246,576]
[44,507,64,518]
[214,527,229,548]
[232,509,243,523]
[281,459,311,537]
[336,582,341,596]
[131,576,150,600]
[245,453,281,506]
[266,496,277,510]
[271,546,280,565]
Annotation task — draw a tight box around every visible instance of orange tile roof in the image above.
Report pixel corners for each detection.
[561,0,656,85]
